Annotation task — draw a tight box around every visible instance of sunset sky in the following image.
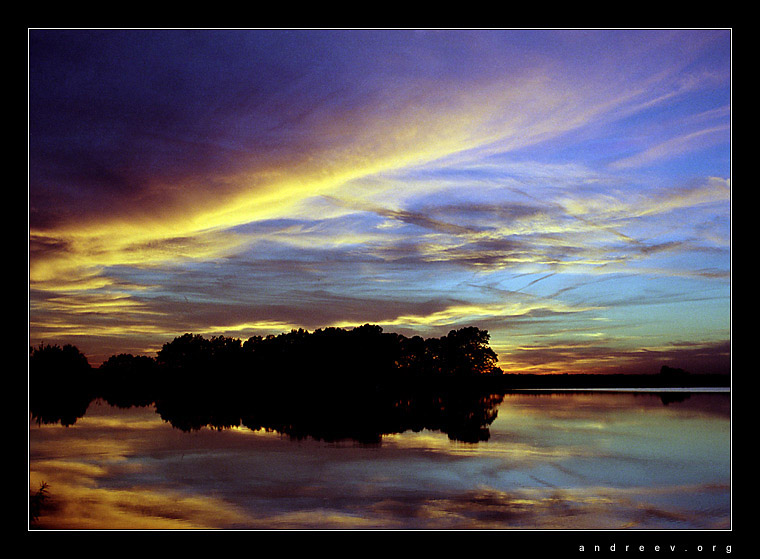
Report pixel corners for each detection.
[28,29,731,374]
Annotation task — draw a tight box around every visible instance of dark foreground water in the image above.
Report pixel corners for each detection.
[29,390,730,530]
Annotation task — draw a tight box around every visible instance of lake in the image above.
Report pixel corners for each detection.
[28,389,731,531]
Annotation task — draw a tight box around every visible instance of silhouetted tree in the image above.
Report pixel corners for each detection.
[29,482,49,526]
[348,324,402,380]
[397,335,427,377]
[156,333,212,370]
[436,327,500,376]
[29,343,95,426]
[30,343,92,379]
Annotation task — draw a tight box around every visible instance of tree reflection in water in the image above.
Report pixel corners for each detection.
[155,386,504,444]
[30,328,725,442]
[30,327,507,443]
[30,376,505,444]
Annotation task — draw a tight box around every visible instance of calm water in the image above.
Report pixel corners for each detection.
[28,390,731,530]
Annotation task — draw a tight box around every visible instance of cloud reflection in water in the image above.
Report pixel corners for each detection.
[29,392,730,530]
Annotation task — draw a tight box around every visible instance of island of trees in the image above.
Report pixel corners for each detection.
[28,324,729,442]
[29,326,506,442]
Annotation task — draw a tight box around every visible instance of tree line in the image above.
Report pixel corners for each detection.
[28,324,728,431]
[152,324,500,376]
[29,326,501,415]
[29,325,505,442]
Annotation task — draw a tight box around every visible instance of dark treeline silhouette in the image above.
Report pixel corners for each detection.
[28,325,729,441]
[153,324,501,380]
[29,343,99,427]
[29,326,505,442]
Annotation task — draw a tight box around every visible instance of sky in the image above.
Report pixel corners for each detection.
[28,29,731,374]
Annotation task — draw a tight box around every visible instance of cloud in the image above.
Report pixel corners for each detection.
[610,124,730,170]
[499,338,731,375]
[32,30,710,281]
[28,30,731,370]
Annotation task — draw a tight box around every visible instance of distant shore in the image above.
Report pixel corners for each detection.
[508,386,730,393]
[461,372,730,393]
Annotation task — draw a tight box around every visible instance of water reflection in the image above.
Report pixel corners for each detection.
[30,375,728,444]
[29,390,730,530]
[30,370,510,443]
[155,387,505,444]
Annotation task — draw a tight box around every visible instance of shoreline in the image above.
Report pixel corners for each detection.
[508,386,730,393]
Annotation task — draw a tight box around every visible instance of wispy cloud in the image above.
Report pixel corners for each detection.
[29,30,731,370]
[610,125,730,170]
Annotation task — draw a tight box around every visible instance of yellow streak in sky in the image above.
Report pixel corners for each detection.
[30,71,622,294]
[341,298,598,331]
[201,321,303,337]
